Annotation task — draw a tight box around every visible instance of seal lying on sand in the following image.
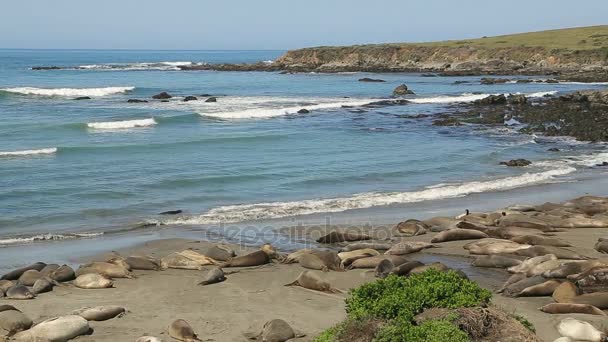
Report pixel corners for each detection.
[514,246,589,260]
[222,245,276,268]
[285,271,342,293]
[501,276,546,297]
[348,255,408,269]
[17,270,43,286]
[168,319,201,342]
[12,315,90,342]
[472,255,522,268]
[340,242,392,252]
[244,319,305,342]
[516,279,562,297]
[0,309,33,335]
[32,277,59,295]
[281,249,313,264]
[384,241,434,255]
[72,306,126,321]
[73,273,113,289]
[541,303,606,316]
[198,267,226,286]
[543,260,607,279]
[409,262,449,275]
[39,264,60,276]
[204,245,236,261]
[394,219,428,237]
[1,262,46,281]
[316,231,371,244]
[431,229,488,243]
[391,261,425,276]
[76,262,132,278]
[465,239,531,255]
[552,281,579,303]
[497,273,527,294]
[5,285,35,300]
[375,259,394,279]
[136,337,163,342]
[49,265,76,282]
[595,238,608,254]
[338,249,379,266]
[507,254,556,274]
[510,234,571,247]
[568,292,608,310]
[124,256,161,271]
[557,318,606,342]
[572,266,608,293]
[0,280,14,293]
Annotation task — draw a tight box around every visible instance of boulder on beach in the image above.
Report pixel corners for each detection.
[500,159,532,167]
[392,84,414,96]
[152,92,172,99]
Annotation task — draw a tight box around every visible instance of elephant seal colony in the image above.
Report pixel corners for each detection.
[0,195,607,341]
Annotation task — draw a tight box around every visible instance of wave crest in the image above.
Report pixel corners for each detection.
[0,232,103,246]
[0,148,57,157]
[0,86,135,97]
[87,118,157,130]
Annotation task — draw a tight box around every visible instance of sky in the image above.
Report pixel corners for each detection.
[1,0,607,50]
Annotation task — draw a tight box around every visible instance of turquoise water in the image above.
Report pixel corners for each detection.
[1,49,608,245]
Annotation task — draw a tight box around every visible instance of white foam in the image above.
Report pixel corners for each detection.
[0,148,57,157]
[1,86,135,97]
[526,91,558,98]
[202,100,375,119]
[76,61,199,71]
[504,118,522,126]
[162,166,576,225]
[0,232,103,245]
[409,93,493,104]
[87,118,157,130]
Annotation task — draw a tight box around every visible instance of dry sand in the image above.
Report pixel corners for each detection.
[2,227,608,341]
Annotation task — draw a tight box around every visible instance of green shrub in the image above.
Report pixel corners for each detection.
[314,326,339,342]
[346,270,491,321]
[513,314,535,332]
[376,319,470,342]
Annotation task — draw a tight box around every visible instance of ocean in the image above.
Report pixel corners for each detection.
[1,49,607,262]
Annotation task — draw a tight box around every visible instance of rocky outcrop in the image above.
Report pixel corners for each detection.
[500,159,532,167]
[183,96,198,102]
[205,97,217,103]
[152,92,172,99]
[474,94,507,105]
[393,84,414,96]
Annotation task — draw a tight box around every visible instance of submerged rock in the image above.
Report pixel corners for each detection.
[433,118,462,126]
[127,99,148,103]
[74,96,91,101]
[297,108,310,114]
[183,96,198,102]
[358,77,385,82]
[474,94,507,105]
[392,84,414,96]
[205,97,217,102]
[500,159,532,167]
[481,77,511,85]
[152,92,172,99]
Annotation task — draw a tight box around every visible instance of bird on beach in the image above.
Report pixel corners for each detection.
[455,209,470,219]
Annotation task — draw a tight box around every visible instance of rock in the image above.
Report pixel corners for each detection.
[560,92,589,103]
[392,84,414,96]
[474,94,507,105]
[205,97,217,102]
[31,66,63,70]
[432,118,462,126]
[128,99,148,103]
[152,92,172,99]
[480,78,510,85]
[545,79,559,84]
[508,94,527,105]
[597,162,608,167]
[500,159,532,167]
[358,77,385,82]
[297,109,310,114]
[516,79,534,83]
[548,148,560,152]
[74,96,91,101]
[160,100,170,103]
[453,81,469,84]
[421,73,437,77]
[159,210,182,215]
[183,96,198,102]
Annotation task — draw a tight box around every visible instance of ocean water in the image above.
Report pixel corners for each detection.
[1,49,608,249]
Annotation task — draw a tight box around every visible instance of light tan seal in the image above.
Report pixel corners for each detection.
[0,280,15,293]
[280,249,313,264]
[17,269,43,286]
[557,318,606,342]
[76,261,132,278]
[244,319,305,342]
[514,246,589,260]
[73,273,114,289]
[431,228,488,243]
[516,279,562,297]
[552,281,579,303]
[340,242,392,252]
[0,309,33,335]
[338,249,379,266]
[507,254,557,274]
[394,219,428,237]
[168,319,201,342]
[384,241,434,255]
[348,255,408,269]
[12,315,90,342]
[465,239,530,255]
[511,234,571,247]
[285,271,342,293]
[136,337,163,342]
[72,306,126,321]
[540,303,606,316]
[5,285,35,300]
[471,255,522,268]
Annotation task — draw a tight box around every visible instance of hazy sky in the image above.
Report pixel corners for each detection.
[1,0,606,50]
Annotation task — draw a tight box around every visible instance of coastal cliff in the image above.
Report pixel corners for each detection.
[273,26,608,75]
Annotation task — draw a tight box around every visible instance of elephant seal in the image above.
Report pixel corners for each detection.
[1,262,46,281]
[125,256,161,271]
[73,273,114,289]
[176,250,219,266]
[491,226,556,239]
[299,253,330,272]
[204,245,236,261]
[394,219,427,237]
[316,231,371,244]
[72,306,126,321]
[0,280,15,293]
[541,303,606,316]
[497,273,527,293]
[39,264,60,276]
[423,216,458,231]
[309,251,343,271]
[526,259,565,277]
[544,260,606,279]
[511,235,571,247]
[391,261,424,276]
[516,279,561,297]
[557,318,606,342]
[168,319,201,342]
[281,249,313,264]
[107,257,132,271]
[198,267,226,286]
[5,285,35,300]
[384,241,434,255]
[375,259,394,279]
[340,242,392,252]
[466,240,531,255]
[348,255,408,269]
[338,249,379,266]
[569,292,608,310]
[552,281,580,303]
[49,265,76,282]
[244,319,303,342]
[0,310,33,335]
[409,262,449,275]
[497,214,554,231]
[161,253,206,270]
[431,229,488,243]
[32,277,58,295]
[508,254,557,274]
[456,221,491,234]
[222,250,270,268]
[76,262,132,278]
[595,238,608,254]
[514,246,589,260]
[17,269,43,286]
[285,271,342,294]
[573,266,608,293]
[12,315,90,342]
[472,255,522,268]
[136,337,163,342]
[502,275,546,297]
[0,305,19,313]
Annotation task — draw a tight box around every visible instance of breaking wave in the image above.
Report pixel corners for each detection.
[0,148,57,157]
[0,86,135,97]
[87,118,157,130]
[0,232,103,246]
[76,61,203,71]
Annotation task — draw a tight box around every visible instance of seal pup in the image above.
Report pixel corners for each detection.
[431,229,489,243]
[5,285,35,300]
[0,309,33,335]
[516,279,562,297]
[552,281,580,303]
[285,271,342,294]
[12,315,90,342]
[1,262,46,281]
[73,273,114,289]
[541,303,606,316]
[391,261,424,276]
[384,241,434,255]
[49,265,76,282]
[338,249,379,266]
[72,306,126,321]
[557,318,606,342]
[375,259,394,279]
[244,319,304,342]
[198,267,226,286]
[168,319,201,342]
[125,256,161,271]
[316,231,371,244]
[394,219,428,237]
